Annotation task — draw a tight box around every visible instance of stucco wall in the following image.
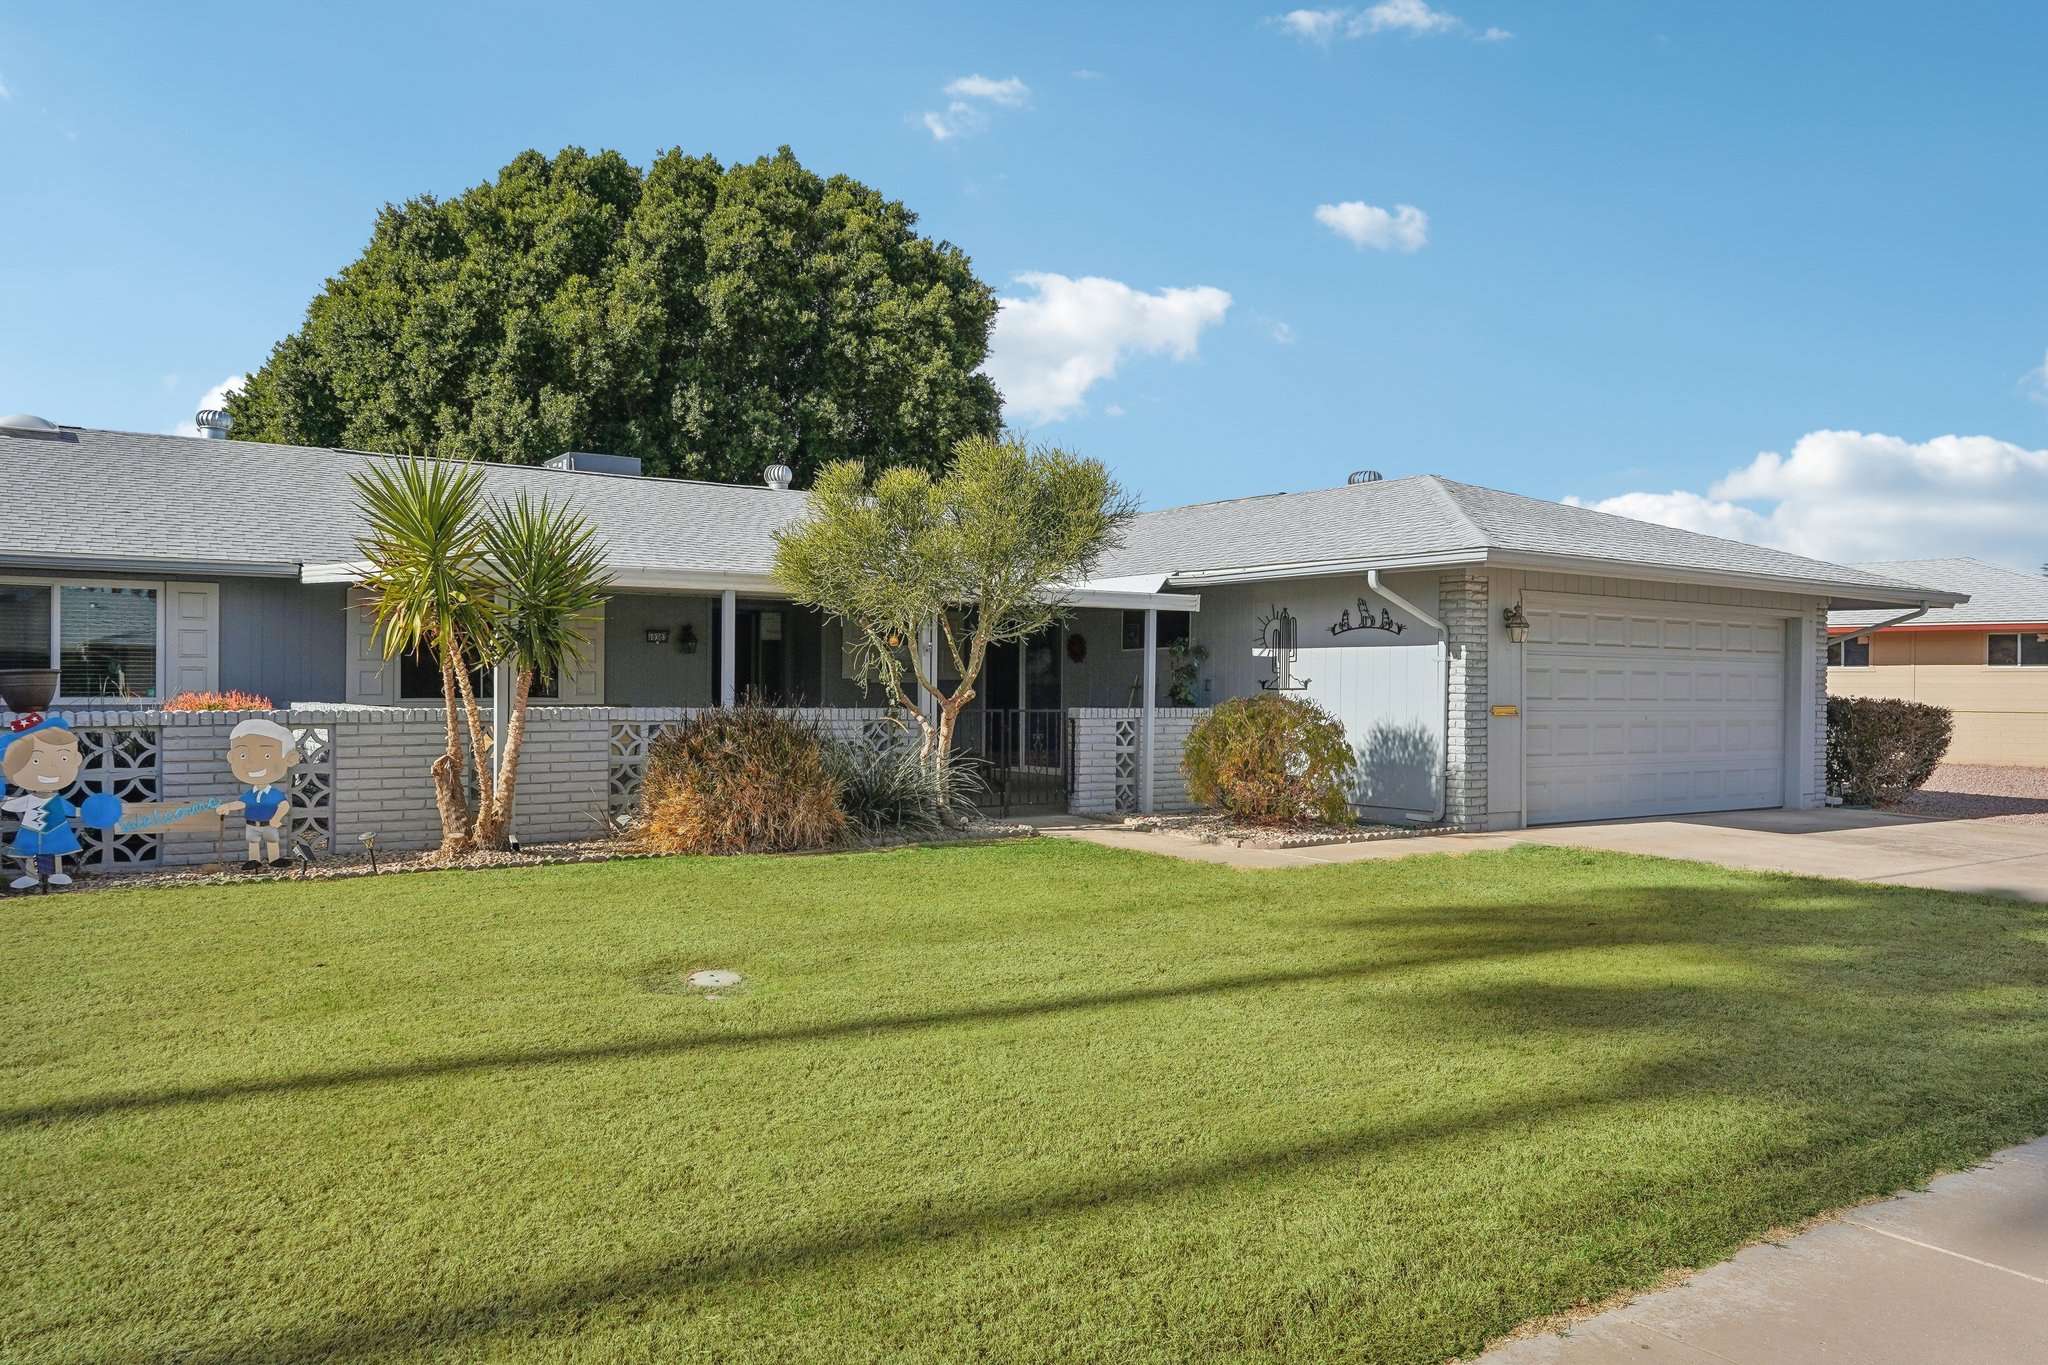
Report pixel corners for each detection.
[1829,628,2048,765]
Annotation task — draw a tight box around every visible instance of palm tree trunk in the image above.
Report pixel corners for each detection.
[451,652,495,843]
[476,667,533,850]
[433,652,473,857]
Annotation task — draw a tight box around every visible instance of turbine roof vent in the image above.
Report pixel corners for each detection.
[1347,469,1384,485]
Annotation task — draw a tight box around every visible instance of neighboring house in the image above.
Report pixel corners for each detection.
[0,412,1962,828]
[1829,557,2048,765]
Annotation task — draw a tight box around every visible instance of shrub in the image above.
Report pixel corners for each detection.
[637,704,845,854]
[1826,696,1953,806]
[163,690,275,712]
[1181,694,1355,826]
[829,741,985,837]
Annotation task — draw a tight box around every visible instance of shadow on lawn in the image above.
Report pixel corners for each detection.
[32,873,2048,1362]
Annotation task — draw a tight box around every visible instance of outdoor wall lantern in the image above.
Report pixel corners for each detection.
[677,624,697,654]
[1502,601,1531,644]
[645,627,672,646]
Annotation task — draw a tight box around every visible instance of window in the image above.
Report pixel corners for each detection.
[399,646,560,702]
[1988,633,2048,667]
[1121,609,1191,651]
[0,579,162,700]
[1827,636,1871,668]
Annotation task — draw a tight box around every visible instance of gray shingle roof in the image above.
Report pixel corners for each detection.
[1101,474,1950,601]
[0,428,1960,608]
[0,426,808,578]
[1833,558,2048,628]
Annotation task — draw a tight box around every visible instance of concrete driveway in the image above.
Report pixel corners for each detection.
[1512,805,2048,902]
[1043,803,2048,901]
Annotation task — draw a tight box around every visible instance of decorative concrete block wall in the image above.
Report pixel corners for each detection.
[1068,706,1207,816]
[1439,571,1491,829]
[3,701,1171,872]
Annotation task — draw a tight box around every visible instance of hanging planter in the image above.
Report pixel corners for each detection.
[0,669,60,713]
[1066,633,1088,664]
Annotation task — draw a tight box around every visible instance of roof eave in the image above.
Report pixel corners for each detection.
[1481,549,1969,608]
[2,552,304,579]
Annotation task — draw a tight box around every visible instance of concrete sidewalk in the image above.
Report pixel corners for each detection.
[1478,1136,2048,1364]
[1033,807,2048,901]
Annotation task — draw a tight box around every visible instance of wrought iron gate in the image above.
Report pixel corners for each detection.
[971,708,1069,815]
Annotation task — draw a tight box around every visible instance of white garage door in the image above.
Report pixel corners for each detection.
[1523,596,1788,825]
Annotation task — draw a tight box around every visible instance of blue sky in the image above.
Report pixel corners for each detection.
[4,1,2045,565]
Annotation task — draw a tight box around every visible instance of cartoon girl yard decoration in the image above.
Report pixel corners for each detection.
[1,713,94,888]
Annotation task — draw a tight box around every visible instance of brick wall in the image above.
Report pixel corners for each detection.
[1439,571,1490,828]
[1068,706,1206,816]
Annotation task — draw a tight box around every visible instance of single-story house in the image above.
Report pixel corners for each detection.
[1,412,1964,829]
[1829,557,2048,765]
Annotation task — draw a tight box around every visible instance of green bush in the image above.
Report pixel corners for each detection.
[1825,696,1953,806]
[829,741,984,837]
[1181,694,1356,825]
[638,704,845,854]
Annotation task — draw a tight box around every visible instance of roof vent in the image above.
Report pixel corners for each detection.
[762,462,794,491]
[0,414,72,442]
[544,451,644,477]
[196,408,233,440]
[1347,469,1384,484]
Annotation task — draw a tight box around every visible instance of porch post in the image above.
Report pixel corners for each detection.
[490,656,514,840]
[919,615,940,730]
[719,589,737,707]
[1140,606,1157,813]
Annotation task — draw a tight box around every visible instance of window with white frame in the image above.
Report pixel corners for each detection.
[1826,635,1871,668]
[0,579,163,701]
[1121,609,1191,651]
[1987,632,2048,667]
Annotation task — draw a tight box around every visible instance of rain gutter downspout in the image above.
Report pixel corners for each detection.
[1367,570,1451,826]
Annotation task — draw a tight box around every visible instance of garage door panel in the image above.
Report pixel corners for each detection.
[1525,597,1790,825]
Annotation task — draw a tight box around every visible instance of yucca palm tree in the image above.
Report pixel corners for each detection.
[351,458,496,856]
[473,494,612,849]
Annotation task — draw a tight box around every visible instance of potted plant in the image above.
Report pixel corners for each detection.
[0,668,60,713]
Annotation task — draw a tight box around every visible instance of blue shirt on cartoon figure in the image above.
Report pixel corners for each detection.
[239,785,288,824]
[9,793,83,857]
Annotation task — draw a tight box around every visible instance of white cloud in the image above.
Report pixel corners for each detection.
[1566,429,2048,571]
[1315,200,1429,252]
[944,74,1031,107]
[170,374,245,437]
[1363,0,1460,34]
[1070,68,1105,80]
[0,73,11,100]
[1105,403,1127,418]
[983,272,1232,424]
[922,74,1031,141]
[2023,349,2048,406]
[1273,2,1508,42]
[1268,320,1297,345]
[1277,8,1349,42]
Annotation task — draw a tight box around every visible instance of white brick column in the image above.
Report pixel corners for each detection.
[1440,570,1490,828]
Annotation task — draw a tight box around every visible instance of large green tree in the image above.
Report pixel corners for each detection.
[230,146,1002,483]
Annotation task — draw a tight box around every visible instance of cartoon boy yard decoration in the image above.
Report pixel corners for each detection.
[220,719,302,870]
[1,713,87,888]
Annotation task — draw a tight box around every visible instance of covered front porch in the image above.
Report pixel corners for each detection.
[589,588,1203,814]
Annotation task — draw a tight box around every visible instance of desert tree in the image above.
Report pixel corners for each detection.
[774,435,1134,798]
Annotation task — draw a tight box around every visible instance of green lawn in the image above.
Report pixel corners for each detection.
[3,841,2046,1363]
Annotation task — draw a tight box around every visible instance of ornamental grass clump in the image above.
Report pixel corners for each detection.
[829,741,985,837]
[1181,693,1356,826]
[1826,696,1953,806]
[638,704,845,855]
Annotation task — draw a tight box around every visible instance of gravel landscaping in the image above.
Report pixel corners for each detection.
[1895,764,2048,824]
[1116,809,1449,849]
